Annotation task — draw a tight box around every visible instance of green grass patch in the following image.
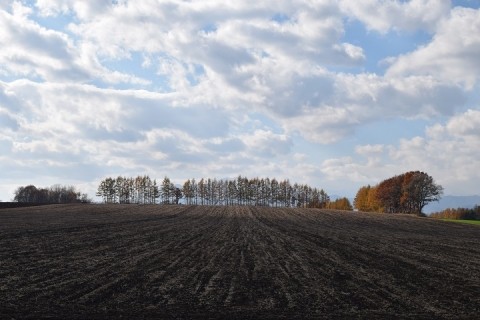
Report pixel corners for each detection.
[441,219,480,226]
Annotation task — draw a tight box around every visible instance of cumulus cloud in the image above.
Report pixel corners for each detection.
[35,0,111,20]
[445,109,480,137]
[0,1,479,200]
[339,0,450,33]
[0,79,297,196]
[0,80,210,172]
[0,79,232,144]
[320,109,480,195]
[386,7,480,88]
[4,1,463,147]
[240,129,292,157]
[276,73,465,143]
[355,144,384,156]
[0,5,86,81]
[65,1,363,87]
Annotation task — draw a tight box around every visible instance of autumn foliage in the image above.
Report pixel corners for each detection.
[354,171,443,215]
[352,185,381,212]
[327,197,353,211]
[430,206,480,220]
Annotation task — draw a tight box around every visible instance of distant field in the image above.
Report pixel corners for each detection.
[0,202,53,209]
[441,219,480,225]
[1,204,479,319]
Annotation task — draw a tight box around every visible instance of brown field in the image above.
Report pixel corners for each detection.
[1,204,479,319]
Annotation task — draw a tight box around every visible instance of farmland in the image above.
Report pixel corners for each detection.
[1,205,479,319]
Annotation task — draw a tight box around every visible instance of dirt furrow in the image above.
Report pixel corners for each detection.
[0,204,479,319]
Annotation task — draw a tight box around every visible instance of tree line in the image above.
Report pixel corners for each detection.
[96,176,161,204]
[97,175,331,208]
[13,184,91,203]
[354,171,443,215]
[430,206,480,220]
[327,197,353,211]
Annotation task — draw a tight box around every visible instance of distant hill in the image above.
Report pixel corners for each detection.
[424,195,480,214]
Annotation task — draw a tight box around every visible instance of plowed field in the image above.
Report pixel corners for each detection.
[1,204,479,319]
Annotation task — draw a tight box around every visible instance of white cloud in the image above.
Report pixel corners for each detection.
[66,1,362,87]
[281,106,356,144]
[386,7,480,88]
[35,0,111,20]
[355,144,384,156]
[276,73,465,143]
[0,3,151,85]
[8,1,463,147]
[1,1,479,201]
[319,108,480,196]
[240,129,292,157]
[340,0,450,33]
[336,73,466,117]
[0,80,220,164]
[0,79,295,189]
[0,5,84,81]
[446,109,480,137]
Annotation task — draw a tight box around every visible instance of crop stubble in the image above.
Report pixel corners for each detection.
[0,204,479,319]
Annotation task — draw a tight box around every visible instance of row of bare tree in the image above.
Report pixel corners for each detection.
[97,175,331,208]
[96,176,161,204]
[181,176,330,207]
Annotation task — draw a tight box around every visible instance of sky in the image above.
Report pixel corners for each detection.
[1,0,480,201]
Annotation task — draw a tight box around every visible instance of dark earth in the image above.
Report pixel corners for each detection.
[1,204,479,319]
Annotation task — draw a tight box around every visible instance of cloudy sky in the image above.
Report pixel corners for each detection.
[1,0,479,201]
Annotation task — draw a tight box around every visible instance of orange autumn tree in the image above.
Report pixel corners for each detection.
[353,185,381,212]
[354,171,443,215]
[327,197,353,211]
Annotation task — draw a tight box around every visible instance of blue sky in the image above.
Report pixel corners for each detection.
[1,0,480,201]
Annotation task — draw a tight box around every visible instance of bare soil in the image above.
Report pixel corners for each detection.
[0,204,479,319]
